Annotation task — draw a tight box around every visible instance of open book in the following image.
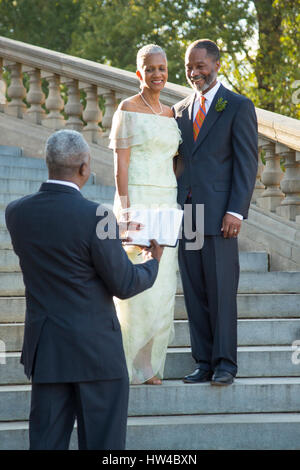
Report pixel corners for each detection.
[122,207,183,247]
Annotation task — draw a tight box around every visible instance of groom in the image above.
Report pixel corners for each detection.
[5,129,163,449]
[173,39,258,385]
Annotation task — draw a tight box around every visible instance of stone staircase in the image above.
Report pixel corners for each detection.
[0,145,300,450]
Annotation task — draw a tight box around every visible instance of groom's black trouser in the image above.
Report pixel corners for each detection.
[178,202,239,376]
[29,376,129,450]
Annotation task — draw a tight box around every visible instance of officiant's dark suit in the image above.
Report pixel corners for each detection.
[173,40,258,385]
[5,130,160,450]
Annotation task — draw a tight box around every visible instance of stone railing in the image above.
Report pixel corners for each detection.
[254,109,300,223]
[0,36,190,147]
[0,36,300,225]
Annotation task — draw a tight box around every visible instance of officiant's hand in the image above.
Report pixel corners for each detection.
[142,239,164,262]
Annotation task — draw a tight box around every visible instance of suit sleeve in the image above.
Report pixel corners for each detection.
[227,98,258,218]
[90,217,159,300]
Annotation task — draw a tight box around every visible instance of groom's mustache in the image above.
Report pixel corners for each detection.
[191,75,206,82]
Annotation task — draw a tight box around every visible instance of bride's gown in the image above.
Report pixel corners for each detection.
[109,109,182,384]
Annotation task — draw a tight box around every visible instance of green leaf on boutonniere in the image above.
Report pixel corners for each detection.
[215,97,228,112]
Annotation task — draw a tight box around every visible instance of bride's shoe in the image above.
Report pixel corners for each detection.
[145,376,162,385]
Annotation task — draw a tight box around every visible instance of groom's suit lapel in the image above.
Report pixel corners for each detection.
[180,93,196,156]
[191,83,228,156]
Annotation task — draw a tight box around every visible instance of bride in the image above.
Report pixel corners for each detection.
[109,44,181,385]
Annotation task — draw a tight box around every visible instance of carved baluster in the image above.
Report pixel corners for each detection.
[23,67,45,124]
[256,139,284,212]
[62,78,83,131]
[42,72,65,129]
[100,89,117,136]
[115,92,129,103]
[252,137,266,203]
[275,143,300,221]
[5,62,26,118]
[80,83,102,144]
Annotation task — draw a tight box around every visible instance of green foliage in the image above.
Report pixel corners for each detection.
[0,0,299,118]
[0,0,83,52]
[69,0,256,86]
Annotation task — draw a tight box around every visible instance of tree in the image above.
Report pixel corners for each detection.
[0,0,83,53]
[70,0,300,118]
[0,0,299,118]
[70,0,256,84]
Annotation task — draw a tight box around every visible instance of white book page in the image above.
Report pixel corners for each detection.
[123,208,183,247]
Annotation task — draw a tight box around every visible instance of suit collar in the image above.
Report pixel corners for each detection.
[39,182,83,196]
[46,179,80,191]
[179,94,196,155]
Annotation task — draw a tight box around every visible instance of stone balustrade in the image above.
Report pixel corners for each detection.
[1,36,300,224]
[0,36,189,146]
[255,109,300,223]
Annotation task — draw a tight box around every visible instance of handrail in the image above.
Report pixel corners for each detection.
[0,35,300,224]
[0,36,190,106]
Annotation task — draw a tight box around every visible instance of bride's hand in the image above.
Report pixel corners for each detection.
[119,220,144,243]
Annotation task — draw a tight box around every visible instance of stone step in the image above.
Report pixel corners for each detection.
[236,251,269,272]
[164,346,300,379]
[1,413,300,450]
[1,346,300,385]
[0,178,115,200]
[0,298,25,322]
[0,191,114,207]
[0,273,25,296]
[2,318,299,353]
[0,192,113,207]
[0,249,269,274]
[170,318,300,347]
[177,271,300,294]
[0,249,20,272]
[0,166,96,184]
[127,413,300,450]
[0,146,23,158]
[1,271,300,297]
[0,155,45,169]
[0,230,11,249]
[1,294,299,325]
[1,378,300,423]
[175,293,300,319]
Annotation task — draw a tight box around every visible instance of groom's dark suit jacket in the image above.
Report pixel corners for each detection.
[173,84,258,234]
[5,183,159,383]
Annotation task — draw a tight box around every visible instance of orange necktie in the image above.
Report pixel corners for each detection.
[193,95,206,141]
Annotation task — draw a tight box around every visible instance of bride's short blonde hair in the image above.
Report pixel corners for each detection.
[136,44,167,71]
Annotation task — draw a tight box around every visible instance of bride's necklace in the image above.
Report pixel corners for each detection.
[139,92,163,115]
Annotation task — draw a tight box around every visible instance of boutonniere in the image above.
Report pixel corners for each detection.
[215,97,228,112]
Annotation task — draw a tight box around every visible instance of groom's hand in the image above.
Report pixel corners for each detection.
[221,213,242,238]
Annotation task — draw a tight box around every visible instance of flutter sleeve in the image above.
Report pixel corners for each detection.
[108,109,143,150]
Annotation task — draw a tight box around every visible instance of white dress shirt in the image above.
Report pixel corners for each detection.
[46,179,80,191]
[193,81,221,120]
[193,81,243,221]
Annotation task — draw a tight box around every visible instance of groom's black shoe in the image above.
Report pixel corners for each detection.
[211,370,234,386]
[183,368,213,384]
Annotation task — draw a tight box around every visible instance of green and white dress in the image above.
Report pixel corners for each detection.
[109,108,182,384]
